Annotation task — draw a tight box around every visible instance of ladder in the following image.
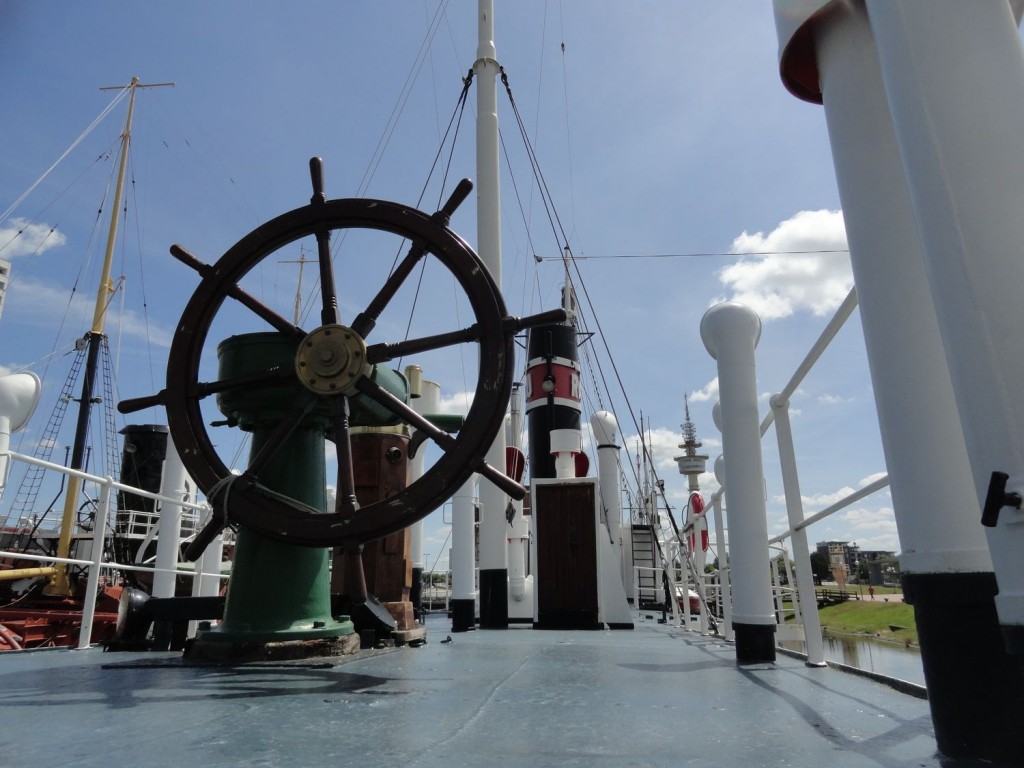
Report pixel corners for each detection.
[631,524,662,608]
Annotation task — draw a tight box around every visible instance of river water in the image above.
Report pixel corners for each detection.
[780,633,924,685]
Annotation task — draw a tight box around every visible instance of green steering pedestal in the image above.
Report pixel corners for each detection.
[187,333,355,659]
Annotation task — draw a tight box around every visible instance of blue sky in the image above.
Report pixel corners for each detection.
[0,2,899,568]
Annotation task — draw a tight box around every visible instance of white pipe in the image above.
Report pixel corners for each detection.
[196,533,224,599]
[507,512,528,602]
[812,2,991,577]
[866,0,1024,628]
[591,411,624,570]
[188,507,224,638]
[0,425,12,494]
[550,429,580,480]
[771,396,825,666]
[0,372,40,493]
[410,379,441,571]
[451,475,477,603]
[507,388,527,602]
[152,440,188,599]
[703,306,776,647]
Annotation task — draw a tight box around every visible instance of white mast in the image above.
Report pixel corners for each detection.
[474,0,509,628]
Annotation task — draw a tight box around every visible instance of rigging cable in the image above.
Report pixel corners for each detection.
[536,248,851,260]
[558,6,580,247]
[0,87,130,227]
[8,155,115,464]
[396,73,476,371]
[355,0,454,198]
[499,66,664,501]
[0,140,118,285]
[124,148,161,414]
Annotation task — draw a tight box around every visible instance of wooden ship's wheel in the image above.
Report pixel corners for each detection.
[120,158,563,555]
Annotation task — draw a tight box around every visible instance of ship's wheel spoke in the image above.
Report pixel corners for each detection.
[365,308,569,366]
[313,225,340,326]
[365,325,482,364]
[354,376,456,450]
[191,366,297,400]
[170,244,306,339]
[353,376,526,499]
[349,180,475,339]
[350,241,429,339]
[328,395,360,517]
[309,158,342,327]
[118,366,296,415]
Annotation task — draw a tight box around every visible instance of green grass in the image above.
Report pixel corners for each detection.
[817,600,918,646]
[826,583,901,597]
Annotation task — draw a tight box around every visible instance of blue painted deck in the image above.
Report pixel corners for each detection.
[0,613,945,767]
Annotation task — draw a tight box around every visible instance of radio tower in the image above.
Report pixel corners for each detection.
[674,395,708,492]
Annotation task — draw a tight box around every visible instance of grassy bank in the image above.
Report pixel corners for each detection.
[817,600,917,646]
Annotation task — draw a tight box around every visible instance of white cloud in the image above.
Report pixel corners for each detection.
[690,377,718,402]
[437,390,473,415]
[623,426,688,475]
[772,474,889,512]
[713,210,852,321]
[0,218,66,258]
[818,393,849,405]
[778,485,855,510]
[0,363,27,377]
[836,505,900,551]
[5,276,172,348]
[858,471,889,489]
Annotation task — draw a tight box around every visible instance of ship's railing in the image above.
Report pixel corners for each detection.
[115,507,202,566]
[709,288,892,664]
[0,448,223,649]
[421,569,452,613]
[117,507,201,547]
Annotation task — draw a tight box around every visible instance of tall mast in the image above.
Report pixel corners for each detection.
[46,76,173,597]
[474,0,509,629]
[280,246,310,326]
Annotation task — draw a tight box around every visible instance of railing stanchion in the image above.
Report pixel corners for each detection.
[772,396,826,666]
[709,491,733,643]
[77,477,113,650]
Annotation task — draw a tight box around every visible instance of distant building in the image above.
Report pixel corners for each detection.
[0,257,9,320]
[815,540,860,576]
[858,548,899,586]
[816,541,900,584]
[858,549,896,563]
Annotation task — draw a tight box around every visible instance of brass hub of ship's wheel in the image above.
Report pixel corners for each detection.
[118,157,565,556]
[295,324,370,396]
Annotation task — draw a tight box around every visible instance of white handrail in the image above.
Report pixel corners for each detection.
[0,447,220,649]
[1,448,208,512]
[768,474,891,544]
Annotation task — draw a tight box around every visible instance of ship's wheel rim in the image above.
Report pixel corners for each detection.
[164,196,513,548]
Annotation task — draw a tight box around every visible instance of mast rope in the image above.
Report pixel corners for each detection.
[0,140,117,290]
[354,0,454,198]
[297,69,475,339]
[393,70,475,368]
[124,149,160,409]
[500,68,655,498]
[0,87,129,227]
